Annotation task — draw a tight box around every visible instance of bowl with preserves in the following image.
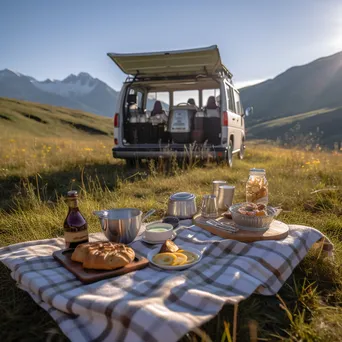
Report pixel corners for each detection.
[229,202,277,231]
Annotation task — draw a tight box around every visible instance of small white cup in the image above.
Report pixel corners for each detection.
[144,223,173,242]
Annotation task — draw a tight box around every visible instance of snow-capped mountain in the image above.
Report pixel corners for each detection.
[32,72,99,97]
[0,69,119,117]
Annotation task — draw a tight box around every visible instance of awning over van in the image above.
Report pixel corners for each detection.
[107,45,228,78]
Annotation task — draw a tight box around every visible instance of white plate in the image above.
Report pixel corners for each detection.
[141,232,176,245]
[147,246,202,270]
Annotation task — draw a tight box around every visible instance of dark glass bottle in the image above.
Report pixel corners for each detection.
[63,191,89,248]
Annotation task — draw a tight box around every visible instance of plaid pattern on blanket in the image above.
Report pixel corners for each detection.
[0,223,332,342]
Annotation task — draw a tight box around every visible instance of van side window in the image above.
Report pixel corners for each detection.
[226,85,236,113]
[234,90,241,114]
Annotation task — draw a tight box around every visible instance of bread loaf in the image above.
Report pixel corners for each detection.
[71,242,135,270]
[71,241,110,263]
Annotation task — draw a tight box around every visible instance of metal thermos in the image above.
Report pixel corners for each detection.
[212,180,227,198]
[217,185,235,210]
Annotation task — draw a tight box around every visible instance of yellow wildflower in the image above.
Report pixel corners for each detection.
[84,147,94,152]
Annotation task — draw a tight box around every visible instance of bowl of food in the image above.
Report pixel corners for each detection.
[144,223,174,242]
[229,202,277,231]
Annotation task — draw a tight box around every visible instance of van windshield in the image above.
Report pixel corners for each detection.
[173,90,199,106]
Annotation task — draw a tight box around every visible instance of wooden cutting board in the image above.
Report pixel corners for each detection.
[193,213,289,242]
[53,248,149,284]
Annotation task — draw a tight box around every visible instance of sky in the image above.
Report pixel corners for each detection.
[1,0,342,90]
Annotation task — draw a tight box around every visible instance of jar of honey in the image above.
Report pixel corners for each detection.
[246,168,268,205]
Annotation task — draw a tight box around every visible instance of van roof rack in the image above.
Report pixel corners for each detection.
[124,65,233,84]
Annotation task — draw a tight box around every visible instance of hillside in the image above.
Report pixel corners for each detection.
[240,50,342,125]
[247,106,342,148]
[0,97,113,138]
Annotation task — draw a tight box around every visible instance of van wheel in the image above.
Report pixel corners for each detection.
[125,158,139,168]
[238,141,245,160]
[227,140,233,168]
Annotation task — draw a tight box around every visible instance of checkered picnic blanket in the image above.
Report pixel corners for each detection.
[0,222,333,342]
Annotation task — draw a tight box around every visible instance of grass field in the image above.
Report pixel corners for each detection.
[1,99,342,341]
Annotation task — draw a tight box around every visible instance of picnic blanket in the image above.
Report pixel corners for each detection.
[0,222,333,342]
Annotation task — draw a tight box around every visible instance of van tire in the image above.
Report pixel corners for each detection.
[238,141,245,160]
[125,158,139,168]
[227,140,233,168]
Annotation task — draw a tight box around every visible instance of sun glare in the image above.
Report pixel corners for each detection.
[329,8,342,49]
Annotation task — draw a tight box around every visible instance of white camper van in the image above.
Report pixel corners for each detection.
[108,45,246,167]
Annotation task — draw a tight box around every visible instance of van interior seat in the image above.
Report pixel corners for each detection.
[206,96,218,109]
[206,109,220,118]
[205,96,220,118]
[151,101,165,116]
[187,98,198,108]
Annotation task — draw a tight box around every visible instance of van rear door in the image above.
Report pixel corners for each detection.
[108,45,225,78]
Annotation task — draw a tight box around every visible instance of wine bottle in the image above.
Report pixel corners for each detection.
[63,190,89,248]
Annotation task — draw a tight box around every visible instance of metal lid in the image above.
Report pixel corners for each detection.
[219,185,235,190]
[170,192,195,201]
[249,168,266,174]
[202,194,217,199]
[67,190,78,197]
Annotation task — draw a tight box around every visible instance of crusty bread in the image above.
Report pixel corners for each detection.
[71,242,110,263]
[71,242,135,270]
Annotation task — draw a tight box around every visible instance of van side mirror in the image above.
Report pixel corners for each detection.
[244,107,253,117]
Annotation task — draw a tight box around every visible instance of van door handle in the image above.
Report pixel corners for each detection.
[232,118,236,121]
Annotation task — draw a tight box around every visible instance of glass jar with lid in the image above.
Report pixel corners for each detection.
[246,168,268,205]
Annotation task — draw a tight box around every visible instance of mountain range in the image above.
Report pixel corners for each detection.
[239,50,342,125]
[0,69,118,117]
